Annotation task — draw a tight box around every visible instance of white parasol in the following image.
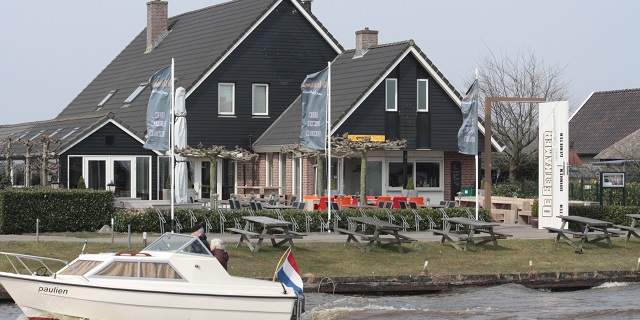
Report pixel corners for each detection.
[174,87,189,203]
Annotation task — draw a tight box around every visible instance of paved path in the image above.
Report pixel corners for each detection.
[0,224,555,245]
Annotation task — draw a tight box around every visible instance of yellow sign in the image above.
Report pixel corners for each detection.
[347,135,386,142]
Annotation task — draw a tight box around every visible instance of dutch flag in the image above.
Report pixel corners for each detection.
[276,250,303,293]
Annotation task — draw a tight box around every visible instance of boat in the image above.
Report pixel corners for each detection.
[0,233,303,320]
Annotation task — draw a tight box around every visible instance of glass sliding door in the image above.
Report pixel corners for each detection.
[136,157,150,200]
[88,160,106,190]
[365,160,383,196]
[113,160,131,198]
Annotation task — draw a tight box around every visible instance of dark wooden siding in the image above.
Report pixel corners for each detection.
[186,0,337,150]
[337,54,486,151]
[59,122,159,198]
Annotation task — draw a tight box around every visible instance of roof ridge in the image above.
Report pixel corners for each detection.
[594,88,640,95]
[0,113,109,128]
[343,40,413,53]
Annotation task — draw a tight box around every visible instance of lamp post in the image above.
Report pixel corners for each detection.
[107,181,117,193]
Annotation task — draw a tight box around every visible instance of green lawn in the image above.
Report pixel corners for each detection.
[1,238,639,278]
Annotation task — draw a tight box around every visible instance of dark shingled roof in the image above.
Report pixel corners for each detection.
[0,113,121,156]
[570,88,640,156]
[254,41,462,148]
[2,0,342,153]
[55,0,281,139]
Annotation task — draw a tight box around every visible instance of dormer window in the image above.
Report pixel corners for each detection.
[96,90,117,111]
[123,83,148,106]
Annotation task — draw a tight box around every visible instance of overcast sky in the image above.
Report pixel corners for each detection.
[1,0,638,125]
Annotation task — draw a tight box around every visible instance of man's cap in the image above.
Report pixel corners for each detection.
[191,224,203,233]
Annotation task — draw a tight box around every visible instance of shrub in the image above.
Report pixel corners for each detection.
[77,177,86,189]
[0,188,113,234]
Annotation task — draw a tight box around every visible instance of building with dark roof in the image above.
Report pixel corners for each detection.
[570,88,640,163]
[1,0,498,204]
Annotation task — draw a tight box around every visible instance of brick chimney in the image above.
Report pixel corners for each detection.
[355,27,378,55]
[146,0,168,53]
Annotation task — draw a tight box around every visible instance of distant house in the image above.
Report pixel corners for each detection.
[569,88,640,164]
[0,0,501,203]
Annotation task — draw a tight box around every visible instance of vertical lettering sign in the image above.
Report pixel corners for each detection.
[538,101,569,229]
[143,65,172,151]
[300,67,328,150]
[457,80,479,155]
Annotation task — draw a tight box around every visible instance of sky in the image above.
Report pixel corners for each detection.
[1,0,638,125]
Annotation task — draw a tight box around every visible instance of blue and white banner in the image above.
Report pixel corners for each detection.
[457,79,479,155]
[143,65,172,151]
[300,67,328,150]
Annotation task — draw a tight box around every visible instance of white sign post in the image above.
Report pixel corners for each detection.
[538,101,569,229]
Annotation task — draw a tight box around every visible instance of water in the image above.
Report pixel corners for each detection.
[2,282,640,319]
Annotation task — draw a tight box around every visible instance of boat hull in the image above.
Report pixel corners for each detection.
[0,273,297,320]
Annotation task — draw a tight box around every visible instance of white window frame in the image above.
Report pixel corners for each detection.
[386,158,443,191]
[252,84,269,116]
[266,153,273,186]
[292,157,302,197]
[385,78,398,111]
[417,79,429,112]
[279,153,287,194]
[218,83,235,115]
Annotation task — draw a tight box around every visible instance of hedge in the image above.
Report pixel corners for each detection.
[0,188,114,234]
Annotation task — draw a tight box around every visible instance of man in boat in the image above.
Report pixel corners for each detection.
[190,224,211,254]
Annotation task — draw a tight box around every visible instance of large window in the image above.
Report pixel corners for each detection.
[385,78,397,111]
[218,83,235,115]
[417,79,428,111]
[388,162,413,188]
[388,161,441,189]
[415,162,440,188]
[252,84,269,115]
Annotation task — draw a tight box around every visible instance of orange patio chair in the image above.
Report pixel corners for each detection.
[409,197,424,206]
[374,196,392,207]
[341,196,352,209]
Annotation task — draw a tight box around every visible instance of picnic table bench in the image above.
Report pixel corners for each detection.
[545,215,619,253]
[614,214,640,242]
[335,216,416,253]
[430,217,511,251]
[226,216,304,252]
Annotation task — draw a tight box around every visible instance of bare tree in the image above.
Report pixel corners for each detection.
[35,135,61,186]
[470,47,570,182]
[175,143,256,200]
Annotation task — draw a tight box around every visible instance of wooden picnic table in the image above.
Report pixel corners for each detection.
[545,215,622,253]
[226,216,305,252]
[431,217,511,251]
[616,214,640,241]
[334,216,416,253]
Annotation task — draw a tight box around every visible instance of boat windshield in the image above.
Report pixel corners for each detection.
[144,233,211,256]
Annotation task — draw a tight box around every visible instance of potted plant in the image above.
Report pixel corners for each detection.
[530,199,539,228]
[162,176,171,201]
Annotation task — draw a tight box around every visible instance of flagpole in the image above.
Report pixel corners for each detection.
[272,246,292,281]
[475,69,479,220]
[170,58,176,232]
[326,61,332,231]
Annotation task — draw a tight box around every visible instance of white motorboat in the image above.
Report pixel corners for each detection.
[0,233,302,320]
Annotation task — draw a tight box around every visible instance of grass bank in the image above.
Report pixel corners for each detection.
[1,238,640,278]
